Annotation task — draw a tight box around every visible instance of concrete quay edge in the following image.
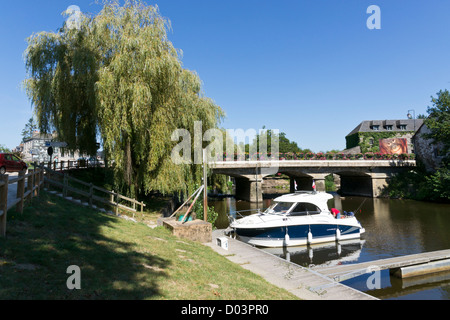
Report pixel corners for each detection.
[205,229,378,300]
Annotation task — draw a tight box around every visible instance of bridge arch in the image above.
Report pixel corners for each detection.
[334,171,374,197]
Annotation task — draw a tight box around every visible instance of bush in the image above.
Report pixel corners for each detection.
[383,166,450,202]
[315,152,326,160]
[305,152,315,160]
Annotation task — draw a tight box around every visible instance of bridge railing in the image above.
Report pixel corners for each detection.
[215,152,415,161]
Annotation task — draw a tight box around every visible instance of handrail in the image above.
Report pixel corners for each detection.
[39,164,146,217]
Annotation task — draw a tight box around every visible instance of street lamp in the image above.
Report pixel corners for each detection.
[407,109,416,131]
[407,109,416,154]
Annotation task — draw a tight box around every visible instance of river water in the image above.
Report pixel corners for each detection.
[209,191,450,300]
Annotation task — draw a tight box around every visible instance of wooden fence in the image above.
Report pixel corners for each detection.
[0,168,44,237]
[0,165,146,238]
[41,165,146,218]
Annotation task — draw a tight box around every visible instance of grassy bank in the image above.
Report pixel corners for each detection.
[0,191,298,300]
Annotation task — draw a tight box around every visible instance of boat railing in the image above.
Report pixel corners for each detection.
[228,208,262,223]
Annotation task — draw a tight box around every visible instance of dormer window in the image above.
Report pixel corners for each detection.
[371,125,380,131]
[399,125,407,131]
[385,125,393,131]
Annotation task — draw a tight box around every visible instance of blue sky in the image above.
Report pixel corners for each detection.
[1,0,450,152]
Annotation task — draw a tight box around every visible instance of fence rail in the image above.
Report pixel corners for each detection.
[41,165,146,217]
[0,164,146,238]
[0,168,44,237]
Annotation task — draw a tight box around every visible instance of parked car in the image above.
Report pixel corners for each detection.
[0,153,28,174]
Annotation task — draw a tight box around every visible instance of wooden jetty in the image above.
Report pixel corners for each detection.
[312,249,450,282]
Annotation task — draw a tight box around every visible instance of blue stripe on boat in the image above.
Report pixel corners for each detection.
[236,224,360,240]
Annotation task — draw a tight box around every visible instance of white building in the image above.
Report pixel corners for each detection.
[22,131,85,164]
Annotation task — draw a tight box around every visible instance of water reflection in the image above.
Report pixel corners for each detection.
[261,239,365,268]
[209,193,450,300]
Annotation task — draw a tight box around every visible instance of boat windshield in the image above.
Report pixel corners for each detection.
[264,202,295,214]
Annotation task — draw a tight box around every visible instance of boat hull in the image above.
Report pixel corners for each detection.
[235,223,364,248]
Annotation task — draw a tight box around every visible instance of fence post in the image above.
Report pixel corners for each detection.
[44,167,50,190]
[115,193,119,215]
[0,174,8,237]
[16,170,26,214]
[40,166,44,189]
[31,169,35,199]
[63,173,68,198]
[34,168,40,197]
[111,191,119,215]
[89,183,93,208]
[26,169,34,203]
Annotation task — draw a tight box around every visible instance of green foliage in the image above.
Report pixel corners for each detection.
[192,200,219,229]
[425,90,450,164]
[325,174,336,192]
[24,12,99,156]
[24,0,223,197]
[0,145,10,153]
[247,129,308,154]
[423,167,450,201]
[21,117,38,142]
[345,133,360,150]
[383,166,450,202]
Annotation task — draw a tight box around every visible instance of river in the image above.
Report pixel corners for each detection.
[209,191,450,300]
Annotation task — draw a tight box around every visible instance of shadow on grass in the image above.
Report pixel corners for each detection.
[0,191,170,300]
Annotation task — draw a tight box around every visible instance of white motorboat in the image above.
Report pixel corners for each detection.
[229,191,365,248]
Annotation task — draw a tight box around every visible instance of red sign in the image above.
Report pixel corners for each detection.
[379,138,408,155]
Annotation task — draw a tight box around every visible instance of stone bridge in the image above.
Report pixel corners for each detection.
[209,160,416,202]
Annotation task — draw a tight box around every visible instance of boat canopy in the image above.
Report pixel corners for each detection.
[271,192,333,213]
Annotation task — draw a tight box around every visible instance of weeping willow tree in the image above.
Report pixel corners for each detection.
[24,0,223,197]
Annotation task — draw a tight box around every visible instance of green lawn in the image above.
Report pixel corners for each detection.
[0,191,298,300]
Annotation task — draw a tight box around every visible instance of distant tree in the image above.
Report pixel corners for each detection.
[248,129,306,154]
[21,117,38,142]
[0,145,10,153]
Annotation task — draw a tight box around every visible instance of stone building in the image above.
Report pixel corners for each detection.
[22,131,56,163]
[345,119,424,154]
[412,123,447,172]
[21,131,86,164]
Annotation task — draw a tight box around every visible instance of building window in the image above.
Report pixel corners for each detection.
[399,125,407,131]
[385,125,393,131]
[369,138,374,146]
[371,125,380,131]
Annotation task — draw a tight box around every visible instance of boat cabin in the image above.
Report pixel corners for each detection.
[264,191,334,217]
